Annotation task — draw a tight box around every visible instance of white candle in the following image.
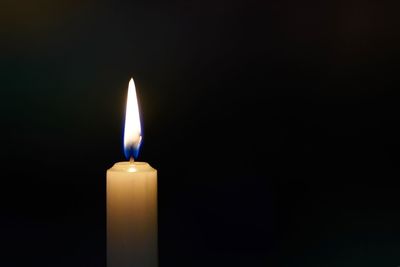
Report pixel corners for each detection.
[107,78,158,267]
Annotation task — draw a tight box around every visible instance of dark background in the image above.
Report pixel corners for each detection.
[1,0,400,266]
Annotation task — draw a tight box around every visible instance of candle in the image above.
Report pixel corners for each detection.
[107,78,158,267]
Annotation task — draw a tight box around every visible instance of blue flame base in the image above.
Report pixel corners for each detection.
[124,145,141,160]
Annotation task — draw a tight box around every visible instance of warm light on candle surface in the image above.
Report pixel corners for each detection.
[124,78,142,159]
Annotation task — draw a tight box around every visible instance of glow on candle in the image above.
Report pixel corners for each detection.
[107,77,158,267]
[123,78,142,160]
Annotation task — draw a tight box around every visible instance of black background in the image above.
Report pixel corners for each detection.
[2,0,400,266]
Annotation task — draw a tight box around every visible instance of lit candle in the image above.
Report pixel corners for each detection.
[107,78,158,267]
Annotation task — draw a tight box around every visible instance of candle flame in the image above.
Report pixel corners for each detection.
[124,78,142,160]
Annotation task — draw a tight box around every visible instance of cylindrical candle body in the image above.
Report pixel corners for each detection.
[107,162,158,267]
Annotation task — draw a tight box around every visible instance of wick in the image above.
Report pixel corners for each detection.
[129,157,135,164]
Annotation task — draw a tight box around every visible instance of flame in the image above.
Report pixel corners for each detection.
[123,78,142,160]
